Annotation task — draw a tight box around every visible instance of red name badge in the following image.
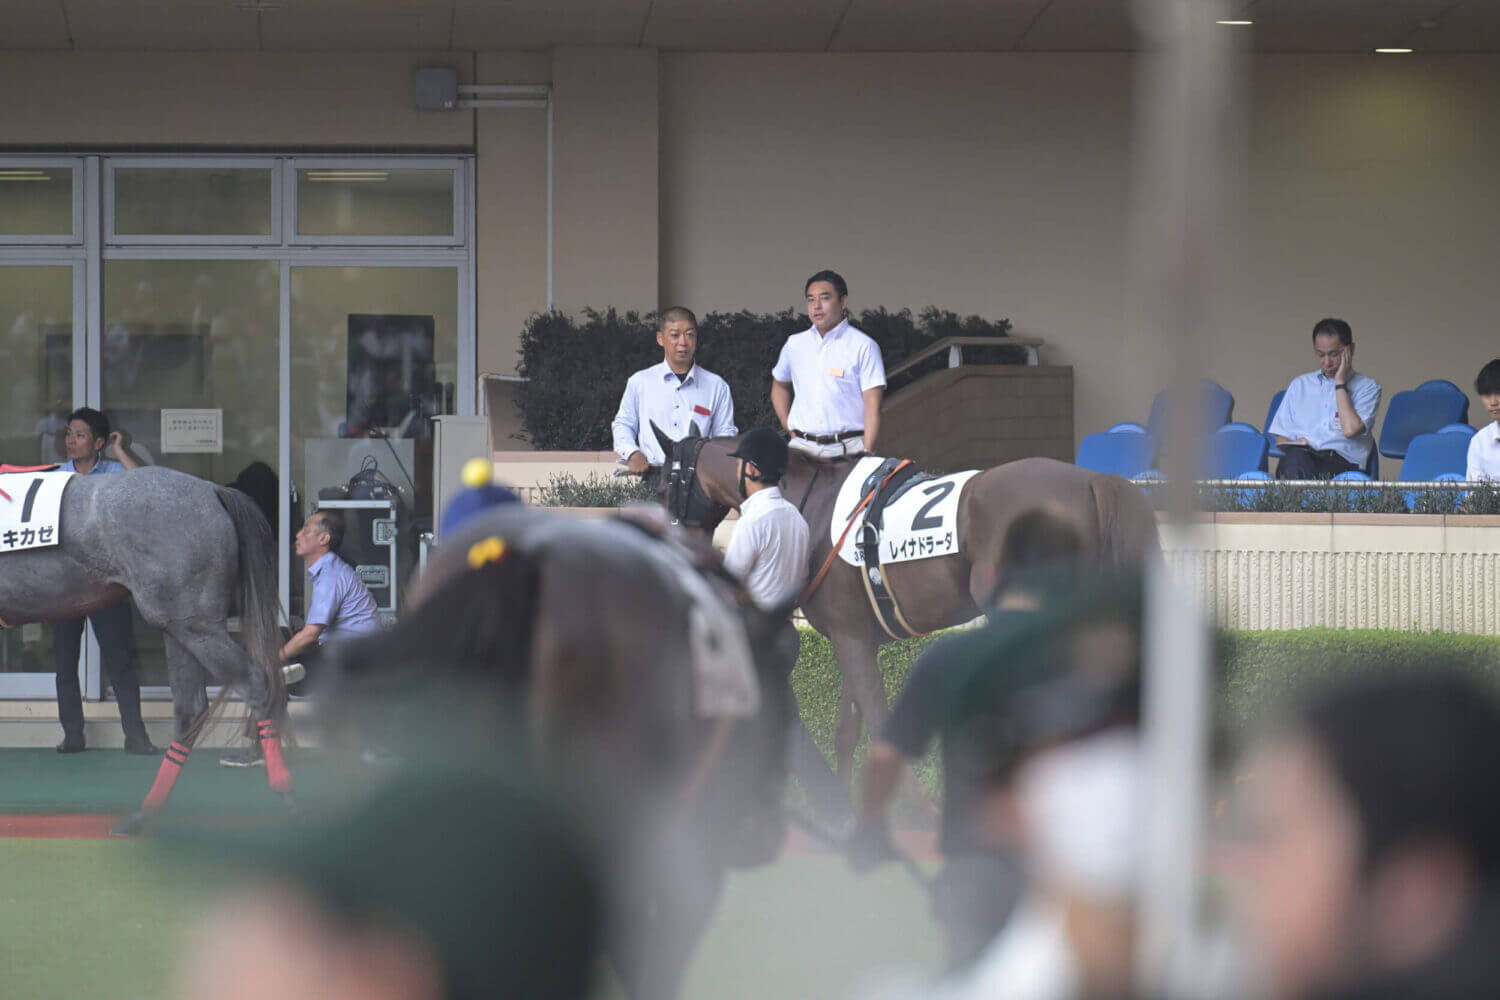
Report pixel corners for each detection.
[693,405,712,416]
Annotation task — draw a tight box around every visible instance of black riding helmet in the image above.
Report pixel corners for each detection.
[728,427,789,483]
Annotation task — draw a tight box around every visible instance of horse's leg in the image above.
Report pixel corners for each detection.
[182,624,293,797]
[112,635,209,836]
[829,633,887,783]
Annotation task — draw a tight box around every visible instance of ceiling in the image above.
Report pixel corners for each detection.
[0,0,1496,53]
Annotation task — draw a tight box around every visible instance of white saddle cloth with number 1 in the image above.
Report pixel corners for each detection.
[0,469,72,554]
[830,456,978,567]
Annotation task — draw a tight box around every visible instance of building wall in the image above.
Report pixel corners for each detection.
[4,49,1500,463]
[660,53,1500,463]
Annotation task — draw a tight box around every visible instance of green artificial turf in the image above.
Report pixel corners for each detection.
[0,840,939,1000]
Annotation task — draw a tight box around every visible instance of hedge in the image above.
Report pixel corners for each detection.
[790,627,1500,771]
[515,307,1017,451]
[1167,480,1500,515]
[533,472,656,508]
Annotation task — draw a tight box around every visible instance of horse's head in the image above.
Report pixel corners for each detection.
[649,421,735,534]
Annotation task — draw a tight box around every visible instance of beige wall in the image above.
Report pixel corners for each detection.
[0,51,474,148]
[660,53,1500,468]
[6,48,1500,466]
[551,47,660,314]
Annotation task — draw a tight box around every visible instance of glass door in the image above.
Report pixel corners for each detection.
[288,264,459,627]
[98,260,281,687]
[0,263,82,696]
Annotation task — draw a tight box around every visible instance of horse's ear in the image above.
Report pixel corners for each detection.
[687,420,703,439]
[650,421,676,458]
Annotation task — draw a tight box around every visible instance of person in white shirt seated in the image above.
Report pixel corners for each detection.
[1466,360,1500,482]
[611,307,737,489]
[772,270,887,459]
[1269,318,1382,480]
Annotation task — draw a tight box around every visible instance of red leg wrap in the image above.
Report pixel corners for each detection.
[258,720,293,794]
[142,742,191,812]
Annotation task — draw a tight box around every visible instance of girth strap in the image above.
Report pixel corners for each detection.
[801,459,914,606]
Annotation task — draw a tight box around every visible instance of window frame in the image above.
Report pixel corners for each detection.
[286,156,465,247]
[104,155,283,246]
[0,156,85,245]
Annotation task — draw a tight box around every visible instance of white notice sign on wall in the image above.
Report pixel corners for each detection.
[161,409,223,454]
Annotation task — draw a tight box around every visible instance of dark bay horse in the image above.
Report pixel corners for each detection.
[650,424,1162,777]
[327,501,799,1000]
[0,466,288,833]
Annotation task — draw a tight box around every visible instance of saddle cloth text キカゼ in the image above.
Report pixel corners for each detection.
[0,469,72,554]
[830,456,979,568]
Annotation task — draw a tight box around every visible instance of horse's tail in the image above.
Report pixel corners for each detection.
[213,485,286,721]
[1090,473,1163,573]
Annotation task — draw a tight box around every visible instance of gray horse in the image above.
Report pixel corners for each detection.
[0,466,287,833]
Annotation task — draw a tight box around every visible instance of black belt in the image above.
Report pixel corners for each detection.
[791,430,862,445]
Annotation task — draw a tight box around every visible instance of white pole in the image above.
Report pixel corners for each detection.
[1128,0,1242,992]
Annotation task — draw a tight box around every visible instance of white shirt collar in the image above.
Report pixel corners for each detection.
[656,361,697,384]
[808,318,849,342]
[741,485,784,513]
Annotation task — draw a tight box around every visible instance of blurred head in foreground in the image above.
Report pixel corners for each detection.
[171,768,602,1000]
[1241,669,1500,1000]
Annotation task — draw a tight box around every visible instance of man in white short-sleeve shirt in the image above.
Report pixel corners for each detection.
[612,307,737,485]
[771,271,886,458]
[1466,359,1500,482]
[1269,318,1382,480]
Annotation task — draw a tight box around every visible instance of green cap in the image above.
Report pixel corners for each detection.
[165,766,602,1000]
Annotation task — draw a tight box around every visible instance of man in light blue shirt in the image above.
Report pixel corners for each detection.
[611,307,737,486]
[1269,318,1382,479]
[222,507,379,767]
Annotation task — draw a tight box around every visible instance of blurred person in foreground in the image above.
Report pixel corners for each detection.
[869,578,1148,1000]
[169,767,603,1000]
[854,505,1086,968]
[1238,669,1500,1000]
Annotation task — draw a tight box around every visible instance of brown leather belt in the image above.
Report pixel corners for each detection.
[791,429,862,445]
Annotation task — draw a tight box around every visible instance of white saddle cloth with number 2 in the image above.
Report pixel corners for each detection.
[0,470,72,554]
[830,456,978,567]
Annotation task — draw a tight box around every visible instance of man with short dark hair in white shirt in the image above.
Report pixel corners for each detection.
[1467,359,1500,482]
[1269,318,1382,479]
[612,307,737,487]
[772,271,886,458]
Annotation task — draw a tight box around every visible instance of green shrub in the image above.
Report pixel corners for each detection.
[533,472,656,508]
[516,307,1016,450]
[1142,480,1500,515]
[791,627,1500,768]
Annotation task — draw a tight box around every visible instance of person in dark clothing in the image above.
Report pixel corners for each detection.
[52,406,155,755]
[854,505,1085,969]
[1240,668,1500,1000]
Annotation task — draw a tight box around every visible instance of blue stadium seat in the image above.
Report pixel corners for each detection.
[1417,380,1471,425]
[1380,389,1469,460]
[1206,422,1269,478]
[1264,389,1286,459]
[1233,469,1272,507]
[1134,468,1166,480]
[1332,471,1371,482]
[1076,431,1157,479]
[1400,431,1470,481]
[1107,421,1149,434]
[1437,423,1476,436]
[1146,379,1234,452]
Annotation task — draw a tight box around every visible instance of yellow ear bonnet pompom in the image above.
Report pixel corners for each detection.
[467,536,508,570]
[461,457,494,489]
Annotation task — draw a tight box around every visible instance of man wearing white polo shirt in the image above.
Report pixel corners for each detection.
[612,307,737,488]
[772,271,886,458]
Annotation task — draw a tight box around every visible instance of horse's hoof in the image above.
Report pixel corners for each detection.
[110,810,149,837]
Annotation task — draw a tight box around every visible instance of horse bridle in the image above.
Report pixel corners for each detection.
[665,436,729,531]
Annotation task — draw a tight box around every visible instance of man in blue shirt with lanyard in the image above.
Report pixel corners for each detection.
[52,407,155,754]
[1269,318,1382,480]
[612,307,737,488]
